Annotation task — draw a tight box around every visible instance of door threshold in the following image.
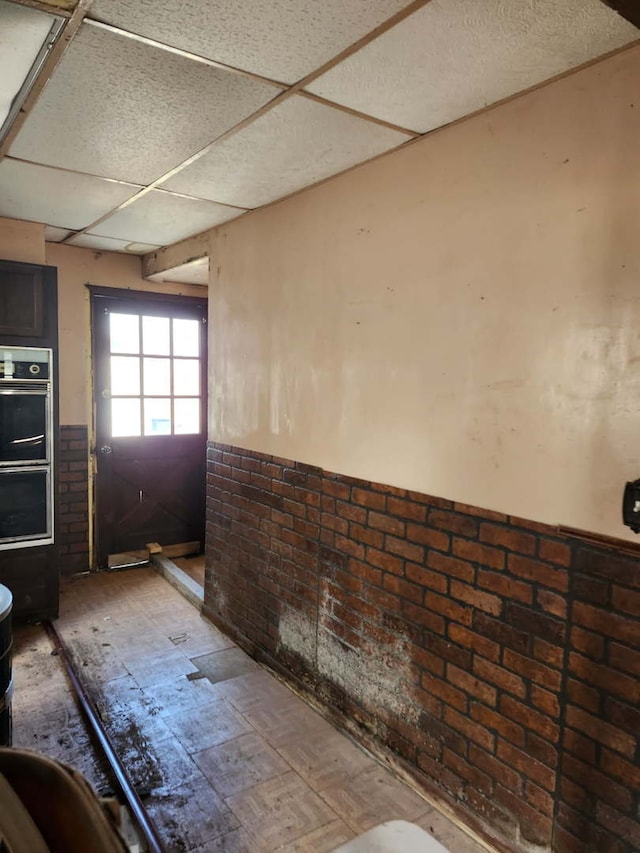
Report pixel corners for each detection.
[106,541,200,571]
[107,550,149,570]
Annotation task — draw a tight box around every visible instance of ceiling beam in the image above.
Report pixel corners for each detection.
[141,231,209,281]
[600,0,640,28]
[0,0,90,159]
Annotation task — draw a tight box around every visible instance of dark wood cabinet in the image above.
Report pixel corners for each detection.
[0,259,59,620]
[0,260,57,345]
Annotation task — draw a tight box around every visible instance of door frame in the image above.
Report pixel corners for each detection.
[88,285,208,568]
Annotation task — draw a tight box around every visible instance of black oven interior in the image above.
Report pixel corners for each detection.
[0,347,54,548]
[0,469,50,541]
[0,392,48,463]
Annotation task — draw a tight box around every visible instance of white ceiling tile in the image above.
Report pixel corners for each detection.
[44,225,73,242]
[90,189,244,245]
[89,0,412,84]
[147,257,209,286]
[67,234,161,254]
[162,96,409,209]
[9,22,278,185]
[0,159,141,230]
[307,0,639,133]
[0,1,56,132]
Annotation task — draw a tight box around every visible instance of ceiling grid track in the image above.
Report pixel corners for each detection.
[60,0,433,245]
[0,0,637,262]
[0,0,91,157]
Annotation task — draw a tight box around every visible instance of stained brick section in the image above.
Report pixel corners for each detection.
[555,545,640,853]
[204,443,640,852]
[204,443,321,674]
[58,426,90,575]
[317,480,568,848]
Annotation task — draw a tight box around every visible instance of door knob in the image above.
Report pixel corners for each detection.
[100,445,112,454]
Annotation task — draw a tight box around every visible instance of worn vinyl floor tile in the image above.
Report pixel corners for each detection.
[190,647,261,684]
[225,770,340,852]
[121,648,199,688]
[188,826,257,852]
[282,818,356,852]
[11,567,484,853]
[142,672,222,715]
[417,807,488,853]
[242,695,336,749]
[79,648,130,682]
[210,667,298,714]
[102,714,188,796]
[277,727,376,792]
[144,774,240,852]
[320,764,433,833]
[11,626,112,795]
[166,624,236,658]
[90,673,161,723]
[163,697,252,754]
[193,731,290,798]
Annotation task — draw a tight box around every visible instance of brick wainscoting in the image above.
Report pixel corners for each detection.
[204,442,640,852]
[58,425,90,576]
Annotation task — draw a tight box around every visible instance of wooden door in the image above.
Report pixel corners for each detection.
[91,289,207,568]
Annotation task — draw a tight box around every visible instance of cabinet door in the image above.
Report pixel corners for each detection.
[0,260,56,344]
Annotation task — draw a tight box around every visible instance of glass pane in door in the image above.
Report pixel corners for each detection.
[110,314,140,354]
[142,316,170,356]
[111,398,141,437]
[174,398,199,434]
[111,356,140,395]
[173,318,199,356]
[144,398,171,435]
[173,359,199,396]
[143,358,171,395]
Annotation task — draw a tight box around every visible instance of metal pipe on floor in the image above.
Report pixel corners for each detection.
[42,620,166,853]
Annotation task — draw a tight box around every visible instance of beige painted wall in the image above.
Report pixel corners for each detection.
[209,44,640,540]
[0,216,45,264]
[46,242,205,425]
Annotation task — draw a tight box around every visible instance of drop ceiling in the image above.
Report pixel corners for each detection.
[0,0,637,274]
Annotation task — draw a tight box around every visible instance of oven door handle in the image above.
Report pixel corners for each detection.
[0,386,50,395]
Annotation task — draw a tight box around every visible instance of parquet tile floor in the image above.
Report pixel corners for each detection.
[12,567,487,852]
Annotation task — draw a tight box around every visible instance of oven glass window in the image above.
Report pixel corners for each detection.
[0,393,48,463]
[0,470,49,542]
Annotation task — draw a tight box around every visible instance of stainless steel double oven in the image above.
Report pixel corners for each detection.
[0,347,54,550]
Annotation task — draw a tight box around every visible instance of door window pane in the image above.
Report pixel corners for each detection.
[173,359,199,396]
[105,308,203,439]
[110,313,139,354]
[144,398,171,435]
[142,316,170,356]
[174,398,199,434]
[111,398,141,437]
[143,358,171,396]
[111,356,140,395]
[173,318,199,357]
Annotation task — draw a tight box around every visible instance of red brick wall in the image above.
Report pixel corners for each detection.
[555,547,640,852]
[204,442,640,852]
[58,425,90,576]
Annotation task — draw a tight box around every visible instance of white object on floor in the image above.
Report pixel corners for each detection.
[332,820,451,852]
